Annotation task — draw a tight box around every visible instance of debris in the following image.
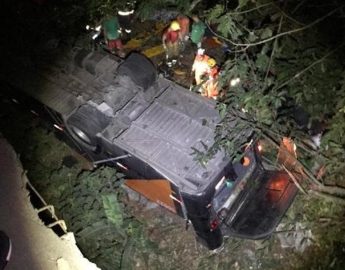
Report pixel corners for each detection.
[276,222,314,252]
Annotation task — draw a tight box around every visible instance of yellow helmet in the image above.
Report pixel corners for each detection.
[170,21,181,31]
[207,58,216,68]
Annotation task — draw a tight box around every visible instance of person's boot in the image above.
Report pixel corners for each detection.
[0,231,11,270]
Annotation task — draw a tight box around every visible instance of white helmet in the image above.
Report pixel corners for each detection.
[197,48,205,55]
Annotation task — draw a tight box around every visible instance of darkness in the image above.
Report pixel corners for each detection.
[1,0,87,60]
[1,0,344,58]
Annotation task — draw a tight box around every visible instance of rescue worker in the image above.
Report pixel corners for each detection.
[176,15,190,41]
[191,48,210,86]
[117,1,135,37]
[102,15,125,57]
[190,15,206,48]
[162,21,183,67]
[202,58,220,99]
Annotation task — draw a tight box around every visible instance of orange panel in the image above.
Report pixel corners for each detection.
[125,179,176,213]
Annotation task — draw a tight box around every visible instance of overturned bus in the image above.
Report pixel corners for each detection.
[1,48,298,250]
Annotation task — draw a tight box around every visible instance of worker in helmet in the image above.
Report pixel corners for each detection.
[117,1,135,39]
[202,58,220,99]
[176,15,190,41]
[191,48,210,86]
[162,21,183,67]
[102,14,125,57]
[190,15,206,48]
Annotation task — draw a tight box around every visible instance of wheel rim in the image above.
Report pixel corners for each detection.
[70,126,92,145]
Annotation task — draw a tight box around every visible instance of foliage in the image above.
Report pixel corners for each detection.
[201,1,345,267]
[81,0,194,22]
[3,0,345,268]
[53,166,159,270]
[203,0,345,181]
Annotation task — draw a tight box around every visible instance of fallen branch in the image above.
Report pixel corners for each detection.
[309,190,345,205]
[259,131,322,186]
[311,184,345,197]
[282,164,308,194]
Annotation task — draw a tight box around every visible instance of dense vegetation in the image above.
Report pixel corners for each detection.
[1,0,345,269]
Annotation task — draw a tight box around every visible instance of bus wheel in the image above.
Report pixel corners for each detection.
[66,105,110,152]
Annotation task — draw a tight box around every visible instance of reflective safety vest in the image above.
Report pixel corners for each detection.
[202,66,220,99]
[192,54,210,85]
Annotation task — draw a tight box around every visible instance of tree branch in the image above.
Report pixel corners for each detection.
[259,130,323,186]
[310,190,345,205]
[189,0,202,13]
[207,5,344,47]
[264,14,283,85]
[292,0,310,14]
[311,184,345,197]
[273,4,305,26]
[273,42,345,92]
[229,2,274,15]
[282,164,308,194]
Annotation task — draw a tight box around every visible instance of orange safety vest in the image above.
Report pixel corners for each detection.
[202,66,219,99]
[192,54,210,85]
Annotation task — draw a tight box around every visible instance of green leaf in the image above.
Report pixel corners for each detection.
[256,54,270,72]
[260,28,273,39]
[218,103,227,118]
[238,0,250,9]
[102,194,123,227]
[216,15,241,39]
[207,4,224,21]
[248,32,258,42]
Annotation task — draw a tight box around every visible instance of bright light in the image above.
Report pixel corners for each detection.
[293,142,297,153]
[116,162,128,170]
[169,194,182,204]
[92,33,99,40]
[95,25,101,31]
[241,107,248,113]
[244,139,253,151]
[258,144,263,152]
[53,124,64,131]
[215,176,226,190]
[230,77,240,87]
[210,218,219,230]
[241,156,251,167]
[311,133,321,148]
[118,10,134,16]
[125,29,132,33]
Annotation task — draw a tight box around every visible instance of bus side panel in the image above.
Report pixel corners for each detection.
[125,179,177,214]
